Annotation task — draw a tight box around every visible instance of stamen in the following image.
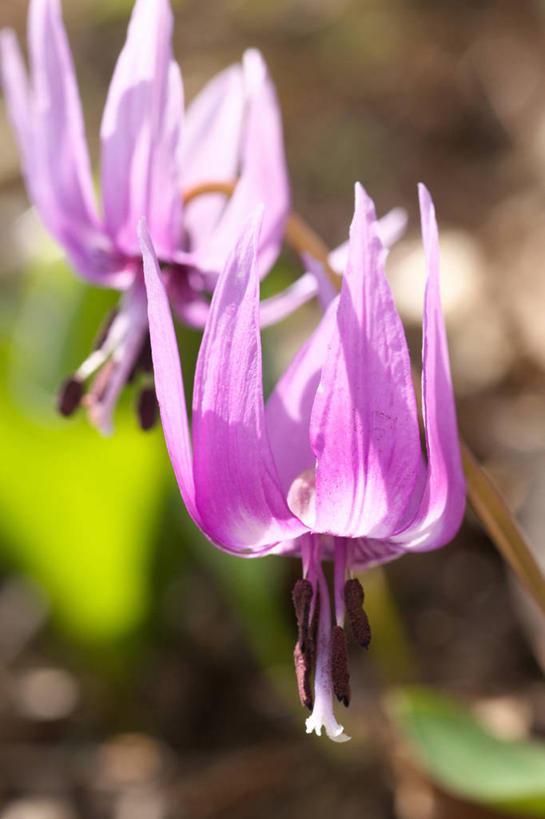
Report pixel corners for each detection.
[344,578,371,649]
[135,335,153,374]
[57,376,83,416]
[137,386,158,431]
[84,359,116,405]
[292,578,315,710]
[331,626,350,707]
[334,537,348,626]
[294,642,313,711]
[92,308,119,351]
[292,578,313,650]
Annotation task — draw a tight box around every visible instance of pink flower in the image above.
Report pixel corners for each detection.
[139,182,466,741]
[1,0,291,432]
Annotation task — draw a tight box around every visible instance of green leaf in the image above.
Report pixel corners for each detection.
[389,688,545,817]
[0,258,167,647]
[0,397,166,646]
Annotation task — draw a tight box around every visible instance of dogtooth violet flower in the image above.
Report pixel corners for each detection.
[0,0,299,434]
[138,181,466,742]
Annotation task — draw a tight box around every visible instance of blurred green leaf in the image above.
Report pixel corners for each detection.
[0,397,166,646]
[0,254,167,647]
[389,688,545,817]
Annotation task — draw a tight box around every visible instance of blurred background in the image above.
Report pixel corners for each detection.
[2,0,545,816]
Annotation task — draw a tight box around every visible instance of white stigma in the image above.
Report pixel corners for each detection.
[305,560,351,743]
[305,709,351,743]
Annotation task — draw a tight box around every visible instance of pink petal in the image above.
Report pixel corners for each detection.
[101,0,183,259]
[191,209,306,549]
[1,5,124,284]
[309,183,422,538]
[192,50,289,278]
[139,220,202,530]
[1,30,32,164]
[301,253,337,309]
[392,185,465,550]
[180,64,245,242]
[28,0,98,226]
[266,299,338,494]
[166,269,211,329]
[377,206,408,249]
[259,271,318,328]
[328,207,407,276]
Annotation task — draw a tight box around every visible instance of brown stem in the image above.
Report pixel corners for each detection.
[183,180,338,285]
[462,442,545,617]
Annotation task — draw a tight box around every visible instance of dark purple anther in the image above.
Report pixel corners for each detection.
[292,578,313,651]
[294,641,313,711]
[57,376,83,416]
[137,335,153,373]
[137,386,158,431]
[331,625,350,707]
[344,578,371,648]
[292,578,316,710]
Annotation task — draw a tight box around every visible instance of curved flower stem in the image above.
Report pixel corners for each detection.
[461,442,545,616]
[183,179,545,619]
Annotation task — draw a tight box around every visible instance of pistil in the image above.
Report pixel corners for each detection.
[305,560,350,742]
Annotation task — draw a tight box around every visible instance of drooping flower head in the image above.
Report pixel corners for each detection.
[1,0,292,433]
[139,182,466,741]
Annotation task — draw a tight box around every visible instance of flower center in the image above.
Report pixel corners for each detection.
[290,534,372,742]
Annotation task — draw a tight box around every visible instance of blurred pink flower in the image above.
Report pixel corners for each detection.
[1,0,291,433]
[139,183,466,741]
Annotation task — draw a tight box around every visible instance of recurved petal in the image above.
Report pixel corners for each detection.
[167,269,211,329]
[328,206,408,275]
[191,209,307,550]
[391,185,465,551]
[180,63,245,242]
[1,30,32,164]
[259,271,319,328]
[28,0,99,225]
[266,298,338,495]
[301,253,337,310]
[2,4,121,283]
[309,184,422,538]
[139,220,203,530]
[101,0,183,259]
[192,49,289,278]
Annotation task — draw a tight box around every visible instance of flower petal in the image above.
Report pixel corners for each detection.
[139,219,202,530]
[259,271,318,328]
[180,63,245,242]
[309,183,422,538]
[192,49,289,278]
[1,30,32,164]
[266,299,337,494]
[1,5,123,284]
[166,269,211,329]
[301,253,337,310]
[191,209,306,549]
[101,0,183,259]
[328,206,408,275]
[392,185,465,550]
